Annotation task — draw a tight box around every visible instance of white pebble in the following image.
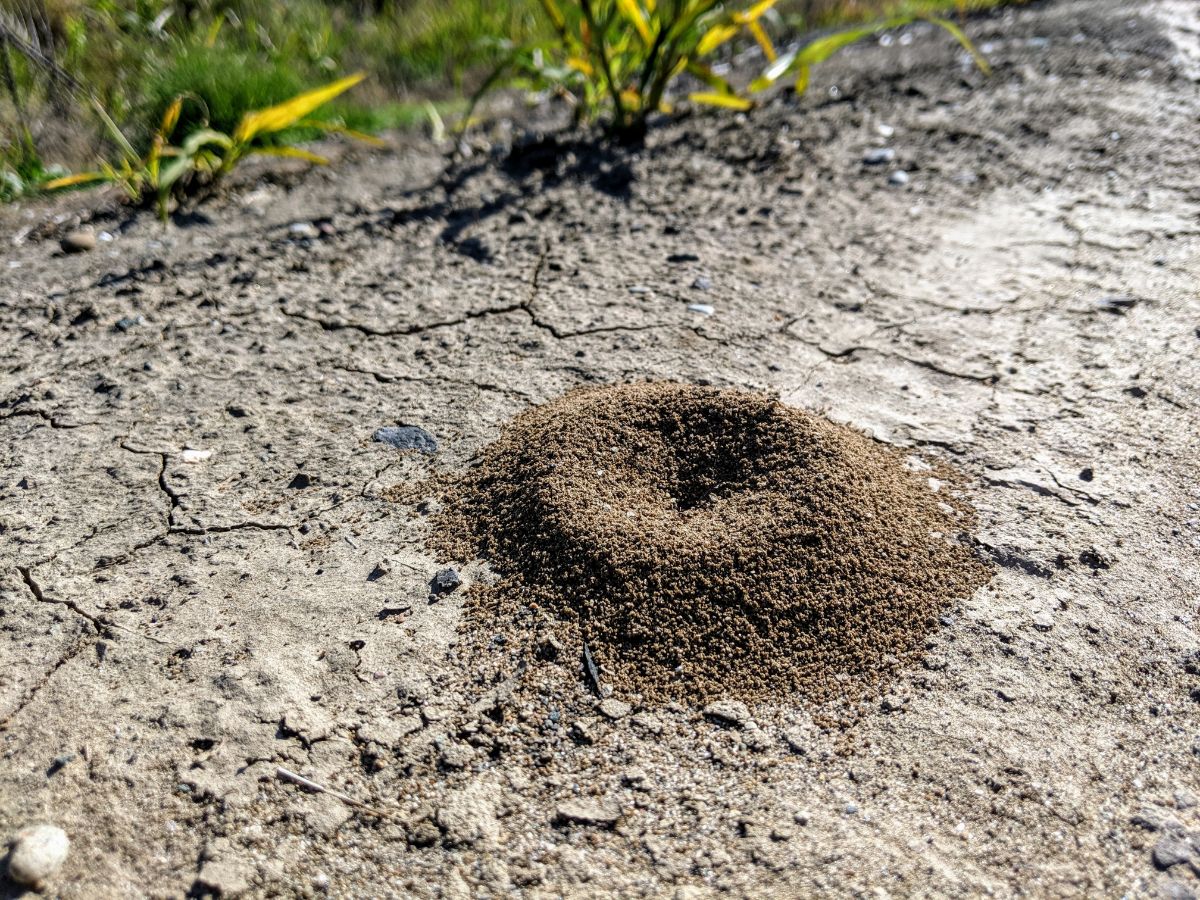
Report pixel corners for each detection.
[180,448,213,464]
[687,303,715,316]
[8,824,69,888]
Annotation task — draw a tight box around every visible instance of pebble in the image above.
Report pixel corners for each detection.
[687,303,715,316]
[863,147,896,166]
[431,568,462,594]
[1032,610,1054,631]
[888,170,910,187]
[691,276,713,291]
[373,425,438,455]
[1153,837,1193,870]
[114,315,143,332]
[7,824,70,888]
[289,222,319,239]
[554,799,621,828]
[880,694,907,713]
[180,448,213,464]
[783,727,809,755]
[60,229,96,253]
[598,698,631,720]
[702,700,752,729]
[876,123,895,138]
[631,711,663,735]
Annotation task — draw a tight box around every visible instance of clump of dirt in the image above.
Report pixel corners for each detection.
[431,382,990,702]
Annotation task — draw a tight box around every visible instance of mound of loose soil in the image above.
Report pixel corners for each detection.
[432,382,990,702]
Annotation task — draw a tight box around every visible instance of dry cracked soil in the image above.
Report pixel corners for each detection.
[2,0,1199,896]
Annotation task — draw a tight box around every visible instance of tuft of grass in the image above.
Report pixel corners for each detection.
[44,73,376,219]
[466,0,989,140]
[139,46,307,141]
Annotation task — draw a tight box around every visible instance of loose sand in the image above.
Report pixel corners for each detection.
[432,382,990,703]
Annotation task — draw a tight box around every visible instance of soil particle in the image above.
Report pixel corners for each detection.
[431,382,990,703]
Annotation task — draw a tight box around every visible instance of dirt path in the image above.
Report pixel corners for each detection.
[2,1,1199,896]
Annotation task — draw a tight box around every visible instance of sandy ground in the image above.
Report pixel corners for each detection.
[2,0,1199,896]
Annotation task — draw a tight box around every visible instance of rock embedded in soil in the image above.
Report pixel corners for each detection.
[428,382,990,703]
[7,824,69,888]
[703,700,753,729]
[59,230,96,254]
[374,425,438,455]
[554,799,621,828]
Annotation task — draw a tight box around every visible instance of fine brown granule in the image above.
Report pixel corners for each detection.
[429,382,990,703]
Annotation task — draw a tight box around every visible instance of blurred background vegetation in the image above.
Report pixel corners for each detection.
[0,0,1003,199]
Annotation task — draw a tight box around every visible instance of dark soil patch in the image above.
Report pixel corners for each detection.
[431,382,991,702]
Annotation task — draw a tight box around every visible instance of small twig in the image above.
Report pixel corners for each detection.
[275,767,396,820]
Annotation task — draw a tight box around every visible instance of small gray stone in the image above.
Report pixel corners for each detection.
[881,694,907,713]
[631,712,663,735]
[555,799,621,828]
[691,276,713,291]
[60,229,96,253]
[569,719,598,745]
[373,425,437,454]
[888,169,910,186]
[1152,837,1192,870]
[783,727,809,755]
[863,147,896,166]
[687,303,715,316]
[598,698,631,720]
[431,568,462,595]
[7,824,70,888]
[703,700,752,729]
[1032,610,1054,631]
[289,221,319,239]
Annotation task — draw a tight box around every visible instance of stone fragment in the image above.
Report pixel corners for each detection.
[703,700,752,729]
[7,824,69,888]
[373,425,438,454]
[555,799,621,828]
[598,698,631,720]
[60,230,96,253]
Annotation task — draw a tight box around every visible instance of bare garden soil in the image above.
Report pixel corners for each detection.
[2,0,1199,896]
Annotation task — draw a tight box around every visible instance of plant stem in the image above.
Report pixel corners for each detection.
[579,0,628,132]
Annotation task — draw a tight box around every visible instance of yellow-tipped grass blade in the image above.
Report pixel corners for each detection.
[926,16,991,75]
[734,0,779,23]
[250,146,330,164]
[160,98,183,137]
[616,0,653,44]
[295,119,387,147]
[43,171,109,191]
[567,55,595,76]
[746,20,776,62]
[538,0,566,33]
[235,73,366,144]
[697,23,738,56]
[689,91,753,110]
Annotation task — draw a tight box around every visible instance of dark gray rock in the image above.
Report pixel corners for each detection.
[1152,836,1192,870]
[431,568,462,595]
[373,425,438,455]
